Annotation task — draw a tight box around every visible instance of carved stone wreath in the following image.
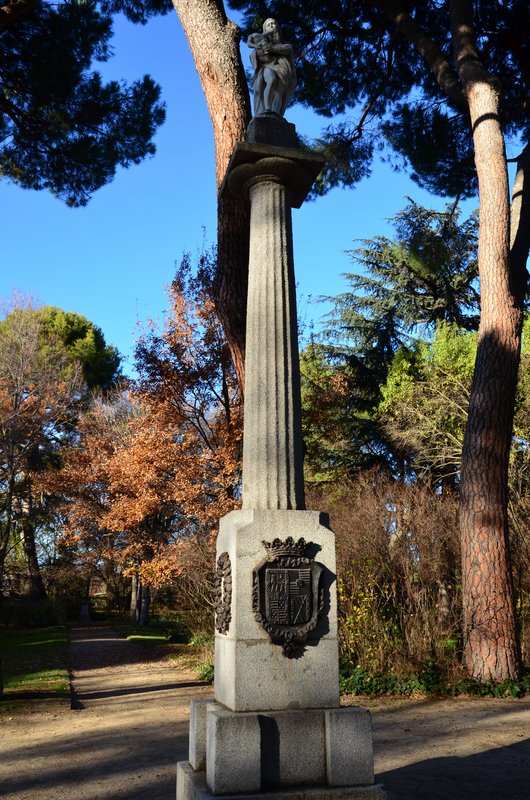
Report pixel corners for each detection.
[252,537,324,657]
[214,552,232,635]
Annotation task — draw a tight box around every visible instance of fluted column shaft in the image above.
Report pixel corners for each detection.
[241,177,305,510]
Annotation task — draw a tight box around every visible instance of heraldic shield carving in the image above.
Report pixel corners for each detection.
[253,537,324,657]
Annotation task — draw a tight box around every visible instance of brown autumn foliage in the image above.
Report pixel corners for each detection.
[40,258,242,618]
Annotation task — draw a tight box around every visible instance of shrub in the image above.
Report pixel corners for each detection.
[195,661,214,683]
[308,472,463,679]
[0,599,66,628]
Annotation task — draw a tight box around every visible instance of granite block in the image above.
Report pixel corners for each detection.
[325,708,374,786]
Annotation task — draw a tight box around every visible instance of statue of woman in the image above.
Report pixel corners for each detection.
[247,19,297,118]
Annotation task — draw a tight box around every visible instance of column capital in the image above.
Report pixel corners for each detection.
[220,142,324,208]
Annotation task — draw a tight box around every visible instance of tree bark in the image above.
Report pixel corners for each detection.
[18,492,47,601]
[21,516,47,601]
[172,0,251,391]
[130,571,140,623]
[450,0,524,681]
[139,584,151,627]
[510,144,530,287]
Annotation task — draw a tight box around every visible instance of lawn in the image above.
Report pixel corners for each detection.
[115,623,173,644]
[0,626,69,699]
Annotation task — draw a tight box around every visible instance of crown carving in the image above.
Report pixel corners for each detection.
[262,537,309,559]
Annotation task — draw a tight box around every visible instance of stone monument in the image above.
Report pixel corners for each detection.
[177,21,386,800]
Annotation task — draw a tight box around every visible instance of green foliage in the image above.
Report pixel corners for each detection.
[327,202,479,352]
[308,202,479,479]
[382,104,477,198]
[339,666,424,697]
[36,306,121,389]
[195,660,214,683]
[450,672,530,699]
[300,343,378,481]
[339,664,530,698]
[0,304,121,392]
[380,323,477,480]
[1,1,167,206]
[338,573,402,675]
[189,633,214,646]
[151,608,193,643]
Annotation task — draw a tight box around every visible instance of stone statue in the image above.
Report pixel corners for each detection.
[247,19,297,118]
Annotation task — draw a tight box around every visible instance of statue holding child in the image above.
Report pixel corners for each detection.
[247,19,297,118]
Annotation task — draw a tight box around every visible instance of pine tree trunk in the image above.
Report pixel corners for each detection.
[450,0,523,681]
[172,0,251,391]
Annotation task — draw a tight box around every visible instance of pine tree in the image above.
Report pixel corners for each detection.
[0,0,167,206]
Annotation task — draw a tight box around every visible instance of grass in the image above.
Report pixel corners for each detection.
[114,623,172,644]
[0,626,69,700]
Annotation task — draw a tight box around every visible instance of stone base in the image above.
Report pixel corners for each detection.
[177,700,386,800]
[246,116,299,149]
[215,510,340,712]
[177,762,387,800]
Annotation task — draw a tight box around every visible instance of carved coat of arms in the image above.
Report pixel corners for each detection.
[252,537,324,657]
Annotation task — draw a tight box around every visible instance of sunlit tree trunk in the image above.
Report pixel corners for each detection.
[139,584,151,627]
[130,571,140,623]
[450,0,525,681]
[172,0,251,391]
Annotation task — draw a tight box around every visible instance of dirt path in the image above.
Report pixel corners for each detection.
[0,625,529,799]
[369,695,530,798]
[1,625,212,800]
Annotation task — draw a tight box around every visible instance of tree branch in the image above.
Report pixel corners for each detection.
[0,0,40,31]
[510,143,530,305]
[367,0,465,108]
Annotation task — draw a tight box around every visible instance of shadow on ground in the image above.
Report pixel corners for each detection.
[380,738,530,800]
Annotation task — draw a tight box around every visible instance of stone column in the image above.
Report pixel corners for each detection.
[241,167,304,510]
[176,129,386,800]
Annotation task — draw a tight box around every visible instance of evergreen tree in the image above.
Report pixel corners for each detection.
[0,0,169,206]
[314,202,479,479]
[229,0,529,201]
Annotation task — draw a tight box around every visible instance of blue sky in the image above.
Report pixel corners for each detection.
[1,10,476,376]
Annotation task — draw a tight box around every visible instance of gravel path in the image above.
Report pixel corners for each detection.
[0,624,529,799]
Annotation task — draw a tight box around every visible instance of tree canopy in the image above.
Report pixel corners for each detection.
[0,0,170,205]
[304,201,480,482]
[229,0,530,200]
